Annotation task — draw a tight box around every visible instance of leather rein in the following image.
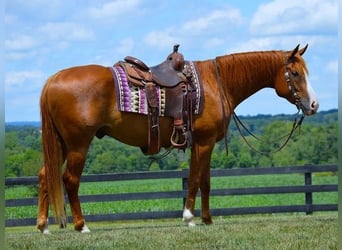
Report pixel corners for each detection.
[213,59,305,156]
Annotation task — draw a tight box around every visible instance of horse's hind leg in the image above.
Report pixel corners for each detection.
[63,149,90,233]
[37,166,51,234]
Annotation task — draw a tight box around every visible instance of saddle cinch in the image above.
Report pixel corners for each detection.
[115,45,195,155]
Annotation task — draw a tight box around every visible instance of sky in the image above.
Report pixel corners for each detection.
[4,0,338,122]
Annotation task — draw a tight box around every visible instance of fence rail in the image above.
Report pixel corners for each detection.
[5,164,338,227]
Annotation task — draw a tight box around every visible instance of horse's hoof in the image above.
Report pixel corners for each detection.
[187,220,196,227]
[74,220,90,233]
[37,219,50,234]
[183,208,196,227]
[80,224,90,233]
[42,228,51,234]
[37,223,50,234]
[202,217,213,225]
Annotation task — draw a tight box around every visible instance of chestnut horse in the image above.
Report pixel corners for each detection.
[37,45,318,234]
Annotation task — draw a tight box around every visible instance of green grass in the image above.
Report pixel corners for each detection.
[5,174,338,219]
[5,214,337,249]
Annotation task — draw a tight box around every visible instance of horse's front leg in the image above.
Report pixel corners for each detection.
[200,162,213,225]
[63,151,90,233]
[183,142,215,227]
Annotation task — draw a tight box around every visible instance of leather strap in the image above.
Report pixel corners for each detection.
[144,82,160,155]
[213,59,229,155]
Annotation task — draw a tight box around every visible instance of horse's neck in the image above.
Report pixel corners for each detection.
[217,51,285,109]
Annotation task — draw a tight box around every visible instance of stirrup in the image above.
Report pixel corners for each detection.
[170,127,187,147]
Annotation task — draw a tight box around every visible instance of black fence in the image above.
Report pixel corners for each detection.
[5,164,338,227]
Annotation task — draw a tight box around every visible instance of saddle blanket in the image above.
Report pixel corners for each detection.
[110,61,203,116]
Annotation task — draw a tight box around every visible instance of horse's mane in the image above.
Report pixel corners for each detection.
[216,50,308,92]
[218,51,284,87]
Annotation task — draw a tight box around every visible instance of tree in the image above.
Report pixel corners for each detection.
[5,110,338,176]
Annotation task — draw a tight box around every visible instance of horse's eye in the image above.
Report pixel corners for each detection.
[291,71,299,77]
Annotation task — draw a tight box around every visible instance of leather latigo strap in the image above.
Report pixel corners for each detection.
[143,82,160,155]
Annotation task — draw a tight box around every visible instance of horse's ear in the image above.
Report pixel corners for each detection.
[289,44,300,59]
[299,44,308,56]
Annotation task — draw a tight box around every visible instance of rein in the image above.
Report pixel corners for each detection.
[213,58,305,156]
[232,111,304,155]
[213,60,229,155]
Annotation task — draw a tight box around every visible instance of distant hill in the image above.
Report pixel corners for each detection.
[5,121,41,127]
[5,121,41,132]
[236,109,337,123]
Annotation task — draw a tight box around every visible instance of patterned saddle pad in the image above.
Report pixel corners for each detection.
[110,61,203,116]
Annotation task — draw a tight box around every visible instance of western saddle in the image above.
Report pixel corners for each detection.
[115,45,195,154]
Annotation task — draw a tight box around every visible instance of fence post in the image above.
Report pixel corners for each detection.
[182,173,188,208]
[304,172,313,215]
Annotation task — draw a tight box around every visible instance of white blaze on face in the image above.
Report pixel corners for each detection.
[303,73,319,114]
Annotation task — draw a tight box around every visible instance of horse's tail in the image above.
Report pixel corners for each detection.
[40,78,66,226]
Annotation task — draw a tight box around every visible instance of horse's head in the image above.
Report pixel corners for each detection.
[275,44,319,115]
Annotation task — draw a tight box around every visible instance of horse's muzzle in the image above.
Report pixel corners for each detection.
[301,100,319,116]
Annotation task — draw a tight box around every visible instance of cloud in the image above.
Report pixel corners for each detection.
[5,92,42,122]
[203,38,225,49]
[325,60,338,74]
[5,0,66,22]
[6,21,95,62]
[5,34,39,50]
[143,29,182,50]
[4,14,18,25]
[114,38,135,55]
[85,0,142,20]
[224,35,333,54]
[92,37,135,65]
[39,22,95,42]
[5,70,45,121]
[250,0,337,35]
[181,8,243,35]
[5,70,45,91]
[143,7,243,50]
[226,37,276,53]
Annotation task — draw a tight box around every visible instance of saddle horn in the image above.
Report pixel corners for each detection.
[173,44,180,53]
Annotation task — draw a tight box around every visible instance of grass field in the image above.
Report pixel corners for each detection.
[5,214,337,249]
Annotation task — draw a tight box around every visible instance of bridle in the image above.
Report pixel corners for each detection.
[285,71,301,104]
[213,59,305,156]
[284,67,306,114]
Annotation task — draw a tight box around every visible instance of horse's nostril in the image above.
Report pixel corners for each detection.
[311,101,319,111]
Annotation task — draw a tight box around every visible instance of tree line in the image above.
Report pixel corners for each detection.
[5,109,337,177]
